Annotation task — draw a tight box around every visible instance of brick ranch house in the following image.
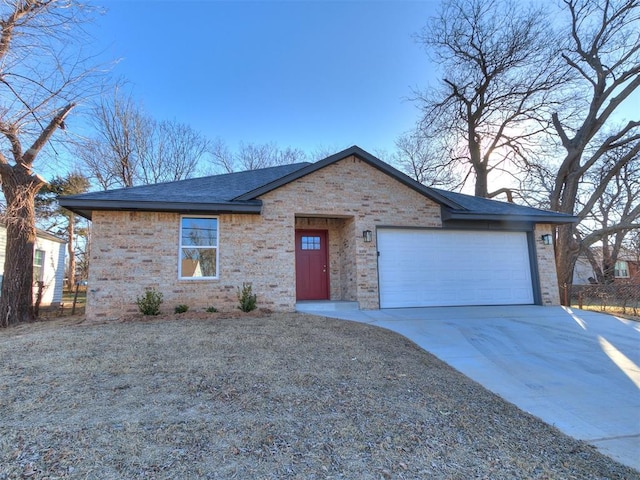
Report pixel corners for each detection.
[60,146,575,320]
[573,248,640,285]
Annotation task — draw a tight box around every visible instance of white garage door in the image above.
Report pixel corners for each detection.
[377,229,534,308]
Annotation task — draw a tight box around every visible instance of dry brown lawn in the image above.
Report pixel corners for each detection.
[1,313,638,480]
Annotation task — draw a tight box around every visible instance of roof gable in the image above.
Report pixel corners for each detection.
[234,145,464,209]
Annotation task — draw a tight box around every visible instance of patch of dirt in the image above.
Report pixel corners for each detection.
[1,313,637,479]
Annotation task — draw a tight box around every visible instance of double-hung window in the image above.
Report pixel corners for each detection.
[179,216,218,279]
[614,260,629,278]
[33,249,45,283]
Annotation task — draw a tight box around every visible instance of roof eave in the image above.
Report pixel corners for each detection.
[59,199,263,220]
[35,229,67,244]
[442,210,578,224]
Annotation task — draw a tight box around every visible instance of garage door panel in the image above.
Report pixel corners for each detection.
[378,229,534,308]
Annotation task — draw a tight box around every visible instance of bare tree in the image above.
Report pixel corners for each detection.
[549,0,640,298]
[80,87,211,188]
[208,140,307,173]
[414,0,566,198]
[576,147,639,283]
[0,1,97,327]
[391,132,460,188]
[79,86,146,189]
[137,120,209,184]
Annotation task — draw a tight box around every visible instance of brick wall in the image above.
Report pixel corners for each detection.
[534,224,561,305]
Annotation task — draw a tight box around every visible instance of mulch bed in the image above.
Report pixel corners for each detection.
[1,313,637,479]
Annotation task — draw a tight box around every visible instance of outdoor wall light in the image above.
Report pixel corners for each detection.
[363,230,373,242]
[541,234,552,245]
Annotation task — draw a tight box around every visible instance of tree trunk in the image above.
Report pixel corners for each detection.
[601,235,615,284]
[0,172,43,327]
[66,214,75,290]
[474,165,489,198]
[554,223,581,305]
[550,163,583,305]
[470,145,489,197]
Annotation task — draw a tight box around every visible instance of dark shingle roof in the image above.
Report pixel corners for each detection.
[59,145,576,225]
[433,188,575,223]
[59,162,311,219]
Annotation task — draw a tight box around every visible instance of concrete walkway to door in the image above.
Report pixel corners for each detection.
[308,305,640,470]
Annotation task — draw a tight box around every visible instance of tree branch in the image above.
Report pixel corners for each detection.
[0,1,55,63]
[581,223,640,247]
[22,103,75,168]
[0,121,23,161]
[551,112,571,148]
[487,187,514,202]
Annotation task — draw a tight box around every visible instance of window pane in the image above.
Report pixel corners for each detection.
[615,261,629,277]
[181,218,218,247]
[301,236,321,250]
[34,250,44,267]
[33,250,45,282]
[181,248,217,278]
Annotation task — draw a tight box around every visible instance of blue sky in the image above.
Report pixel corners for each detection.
[86,0,440,156]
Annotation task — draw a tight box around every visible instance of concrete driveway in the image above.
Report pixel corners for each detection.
[310,305,640,470]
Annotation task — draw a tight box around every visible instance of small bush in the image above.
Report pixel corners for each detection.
[136,289,163,316]
[205,306,218,313]
[237,282,257,312]
[174,304,189,314]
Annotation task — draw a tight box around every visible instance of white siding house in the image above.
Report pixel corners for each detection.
[0,226,66,306]
[573,256,596,285]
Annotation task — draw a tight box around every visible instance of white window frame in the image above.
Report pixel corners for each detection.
[614,260,629,278]
[33,249,45,283]
[179,215,219,280]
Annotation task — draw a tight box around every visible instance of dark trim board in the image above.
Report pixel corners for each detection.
[440,219,535,231]
[527,230,543,305]
[60,200,263,220]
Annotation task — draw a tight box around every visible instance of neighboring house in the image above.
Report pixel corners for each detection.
[0,225,66,306]
[573,248,640,285]
[59,146,575,320]
[618,254,640,282]
[573,256,596,285]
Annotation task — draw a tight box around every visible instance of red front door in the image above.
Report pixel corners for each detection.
[295,230,329,300]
